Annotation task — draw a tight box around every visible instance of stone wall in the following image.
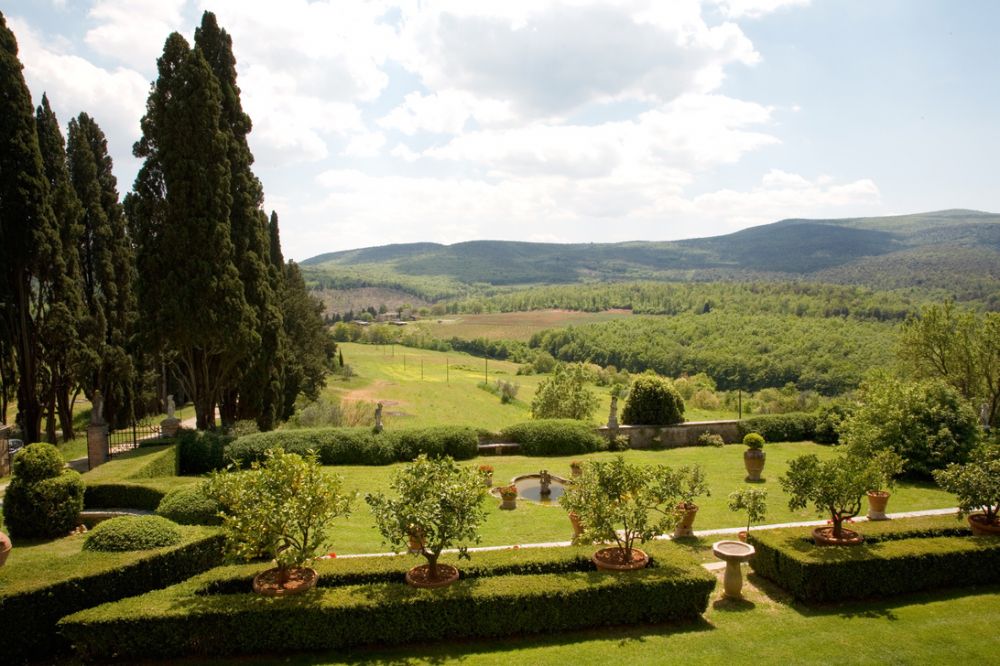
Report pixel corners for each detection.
[598,420,741,449]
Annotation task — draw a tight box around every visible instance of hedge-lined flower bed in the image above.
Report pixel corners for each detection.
[225,425,479,467]
[0,528,224,663]
[59,542,714,660]
[748,514,1000,602]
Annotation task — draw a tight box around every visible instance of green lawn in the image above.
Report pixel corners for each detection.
[325,342,737,431]
[321,443,955,555]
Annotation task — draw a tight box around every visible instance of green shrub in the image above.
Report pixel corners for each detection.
[0,530,223,663]
[530,363,600,421]
[621,374,685,426]
[3,443,85,539]
[226,426,478,467]
[814,403,849,444]
[84,515,183,552]
[156,484,222,525]
[697,431,725,447]
[59,543,714,660]
[933,443,1000,524]
[742,432,765,449]
[177,429,231,475]
[738,412,816,442]
[500,419,605,456]
[84,483,167,511]
[748,516,1000,602]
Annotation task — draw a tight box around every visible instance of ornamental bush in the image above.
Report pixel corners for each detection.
[156,484,222,525]
[621,374,685,426]
[3,443,85,538]
[737,413,816,442]
[500,419,605,456]
[742,432,765,449]
[177,428,231,474]
[83,515,183,552]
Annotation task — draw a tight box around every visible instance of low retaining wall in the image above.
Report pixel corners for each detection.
[598,420,741,449]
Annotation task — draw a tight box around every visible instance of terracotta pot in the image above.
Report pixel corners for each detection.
[252,566,318,596]
[568,511,584,539]
[738,530,748,543]
[592,546,649,571]
[968,513,1000,536]
[407,527,425,553]
[570,465,583,478]
[867,491,891,521]
[812,526,863,546]
[744,448,766,482]
[483,473,493,488]
[0,530,11,567]
[674,503,699,537]
[500,497,517,510]
[406,563,460,588]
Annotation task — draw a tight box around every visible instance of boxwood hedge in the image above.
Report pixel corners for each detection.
[0,529,224,663]
[738,413,816,443]
[499,419,605,455]
[748,514,1000,602]
[59,543,714,660]
[225,425,479,467]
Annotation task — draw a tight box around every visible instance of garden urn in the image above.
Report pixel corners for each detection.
[744,449,766,482]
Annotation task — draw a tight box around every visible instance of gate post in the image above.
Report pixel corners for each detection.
[87,391,109,470]
[0,425,10,477]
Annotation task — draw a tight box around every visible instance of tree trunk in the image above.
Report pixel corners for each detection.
[57,382,74,441]
[427,552,439,580]
[219,389,237,429]
[45,392,57,443]
[831,516,843,539]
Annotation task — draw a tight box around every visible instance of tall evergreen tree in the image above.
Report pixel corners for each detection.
[67,112,138,428]
[195,12,285,430]
[128,32,256,429]
[35,94,87,441]
[0,13,73,443]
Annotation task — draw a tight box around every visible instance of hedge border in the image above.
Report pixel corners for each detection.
[0,529,224,663]
[59,543,714,660]
[748,515,1000,602]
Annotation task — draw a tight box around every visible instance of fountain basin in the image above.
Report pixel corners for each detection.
[492,473,570,503]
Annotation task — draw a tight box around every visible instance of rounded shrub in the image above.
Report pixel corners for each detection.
[743,433,765,449]
[621,374,685,426]
[3,443,85,539]
[156,485,222,525]
[83,515,183,552]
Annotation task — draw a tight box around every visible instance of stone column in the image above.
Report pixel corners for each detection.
[87,390,109,470]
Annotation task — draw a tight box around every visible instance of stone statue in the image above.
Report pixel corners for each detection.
[91,390,105,425]
[167,395,176,419]
[374,402,384,433]
[608,395,619,429]
[539,469,552,497]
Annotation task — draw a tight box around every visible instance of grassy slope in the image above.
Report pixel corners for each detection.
[326,342,734,431]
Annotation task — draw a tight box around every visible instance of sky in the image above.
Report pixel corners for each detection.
[5,0,999,261]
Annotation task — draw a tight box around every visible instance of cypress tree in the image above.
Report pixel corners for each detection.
[128,33,256,429]
[35,94,87,441]
[0,13,71,443]
[67,112,138,428]
[195,12,285,430]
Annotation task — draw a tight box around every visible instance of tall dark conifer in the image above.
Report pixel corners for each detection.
[67,112,138,427]
[128,32,256,429]
[0,13,72,443]
[35,94,86,441]
[195,11,285,430]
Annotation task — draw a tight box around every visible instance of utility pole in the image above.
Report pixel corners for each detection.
[446,357,449,384]
[484,358,488,385]
[421,358,424,381]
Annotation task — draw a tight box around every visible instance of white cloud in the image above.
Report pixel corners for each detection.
[342,131,386,158]
[714,0,811,20]
[85,0,188,66]
[379,89,514,135]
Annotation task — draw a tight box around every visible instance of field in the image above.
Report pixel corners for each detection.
[411,309,633,342]
[325,342,736,431]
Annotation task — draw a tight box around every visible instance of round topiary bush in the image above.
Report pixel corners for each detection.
[83,515,183,552]
[621,374,685,426]
[155,484,222,525]
[3,443,85,539]
[743,433,765,449]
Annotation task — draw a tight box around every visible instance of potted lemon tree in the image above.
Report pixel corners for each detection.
[727,486,768,542]
[933,443,1000,536]
[366,455,488,588]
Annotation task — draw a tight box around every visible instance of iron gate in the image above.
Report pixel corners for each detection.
[109,418,163,456]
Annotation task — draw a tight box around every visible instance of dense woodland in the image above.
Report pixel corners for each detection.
[0,12,333,440]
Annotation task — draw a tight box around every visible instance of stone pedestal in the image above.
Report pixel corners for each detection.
[160,417,181,438]
[87,423,109,470]
[0,425,9,477]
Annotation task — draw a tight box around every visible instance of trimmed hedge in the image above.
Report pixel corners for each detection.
[156,484,222,525]
[84,515,183,552]
[59,543,714,660]
[85,482,168,511]
[226,426,479,467]
[500,419,605,456]
[0,529,224,663]
[748,514,1000,602]
[738,413,816,442]
[177,429,230,474]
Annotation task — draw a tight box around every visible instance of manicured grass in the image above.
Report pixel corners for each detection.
[325,342,736,430]
[166,577,1000,665]
[319,443,955,555]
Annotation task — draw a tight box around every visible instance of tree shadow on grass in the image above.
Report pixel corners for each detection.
[712,596,756,612]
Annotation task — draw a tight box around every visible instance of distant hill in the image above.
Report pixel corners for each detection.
[302,210,1000,304]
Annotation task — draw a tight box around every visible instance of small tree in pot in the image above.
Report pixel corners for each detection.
[779,451,880,545]
[559,455,683,570]
[933,443,1000,536]
[366,454,488,587]
[727,486,768,541]
[207,448,354,595]
[865,450,905,520]
[672,464,710,537]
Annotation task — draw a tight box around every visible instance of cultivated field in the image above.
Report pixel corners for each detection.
[412,309,633,342]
